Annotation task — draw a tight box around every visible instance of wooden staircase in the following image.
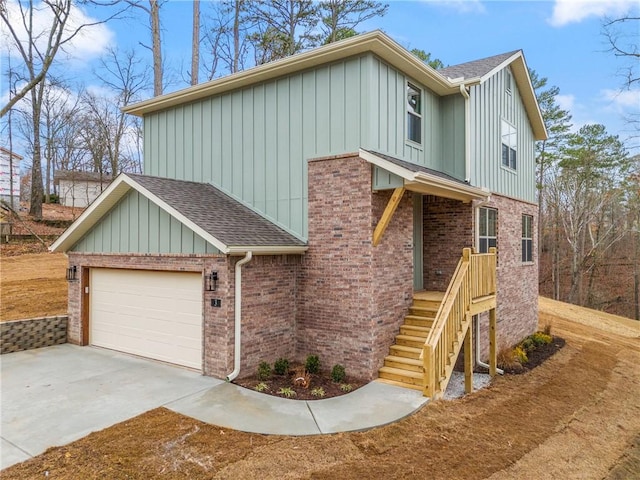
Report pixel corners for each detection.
[377,248,499,398]
[378,292,444,391]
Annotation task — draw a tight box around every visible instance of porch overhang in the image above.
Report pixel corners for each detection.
[360,149,490,203]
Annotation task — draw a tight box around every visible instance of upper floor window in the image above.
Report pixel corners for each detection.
[522,215,533,262]
[407,82,422,144]
[506,70,512,94]
[478,207,497,253]
[501,120,517,170]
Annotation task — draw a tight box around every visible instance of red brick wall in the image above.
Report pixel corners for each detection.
[488,194,539,353]
[66,252,300,380]
[422,196,474,291]
[371,189,414,372]
[299,154,414,380]
[235,255,300,379]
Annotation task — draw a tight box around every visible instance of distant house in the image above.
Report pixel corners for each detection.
[52,32,546,398]
[0,147,22,209]
[54,170,112,208]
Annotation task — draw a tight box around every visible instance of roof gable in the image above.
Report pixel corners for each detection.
[51,174,307,255]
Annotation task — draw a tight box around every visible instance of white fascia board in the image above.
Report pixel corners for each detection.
[359,149,414,182]
[50,174,133,252]
[359,149,490,202]
[226,245,308,255]
[50,174,230,254]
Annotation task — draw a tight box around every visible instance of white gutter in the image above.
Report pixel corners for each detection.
[226,251,253,381]
[459,84,471,183]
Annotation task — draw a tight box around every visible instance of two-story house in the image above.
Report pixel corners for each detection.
[52,31,546,397]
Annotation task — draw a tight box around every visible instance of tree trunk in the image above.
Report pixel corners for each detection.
[553,202,560,300]
[233,0,241,73]
[29,89,43,220]
[635,218,640,320]
[150,0,163,96]
[191,0,199,85]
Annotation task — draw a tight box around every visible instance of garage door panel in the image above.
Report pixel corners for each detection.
[90,269,203,370]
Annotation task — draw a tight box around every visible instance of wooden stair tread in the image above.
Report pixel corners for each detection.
[384,355,422,366]
[401,324,431,333]
[375,378,423,391]
[396,334,426,342]
[379,366,423,379]
[409,306,438,314]
[404,315,434,323]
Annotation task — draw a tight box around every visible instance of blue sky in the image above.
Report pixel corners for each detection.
[3,0,639,153]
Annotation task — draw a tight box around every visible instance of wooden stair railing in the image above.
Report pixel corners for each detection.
[421,247,497,399]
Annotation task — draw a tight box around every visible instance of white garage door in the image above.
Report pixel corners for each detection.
[90,269,203,370]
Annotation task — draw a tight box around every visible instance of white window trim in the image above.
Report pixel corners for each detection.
[522,214,534,263]
[501,119,517,170]
[476,207,497,254]
[406,81,423,147]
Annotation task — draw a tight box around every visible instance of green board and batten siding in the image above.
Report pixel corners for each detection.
[143,53,465,240]
[71,190,220,254]
[144,55,372,240]
[469,67,536,203]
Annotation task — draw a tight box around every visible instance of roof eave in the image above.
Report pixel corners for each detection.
[359,149,490,202]
[122,31,458,117]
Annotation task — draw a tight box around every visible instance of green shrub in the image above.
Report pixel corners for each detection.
[254,382,269,392]
[273,358,289,375]
[43,194,59,204]
[520,337,535,353]
[339,383,353,392]
[331,364,346,383]
[531,332,553,346]
[257,361,272,380]
[305,355,320,374]
[277,387,296,398]
[310,387,325,398]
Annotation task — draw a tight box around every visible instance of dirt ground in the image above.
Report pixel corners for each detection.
[0,253,68,321]
[2,299,638,479]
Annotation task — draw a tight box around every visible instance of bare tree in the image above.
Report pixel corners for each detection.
[1,0,127,218]
[191,0,200,85]
[126,0,164,96]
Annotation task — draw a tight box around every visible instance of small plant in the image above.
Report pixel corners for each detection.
[311,387,325,398]
[331,364,346,383]
[305,355,320,374]
[513,346,528,364]
[497,347,524,372]
[531,332,553,346]
[278,387,297,398]
[542,323,552,336]
[273,357,290,375]
[339,383,353,392]
[257,361,272,381]
[254,382,270,392]
[520,337,535,353]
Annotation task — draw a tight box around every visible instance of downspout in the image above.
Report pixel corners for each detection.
[226,251,253,382]
[459,84,471,183]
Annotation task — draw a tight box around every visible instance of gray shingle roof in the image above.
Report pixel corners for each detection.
[439,50,520,80]
[363,150,468,185]
[128,174,305,247]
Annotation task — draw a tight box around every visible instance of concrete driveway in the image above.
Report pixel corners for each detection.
[0,344,221,470]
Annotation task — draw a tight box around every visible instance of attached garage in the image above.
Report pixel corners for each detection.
[90,269,203,370]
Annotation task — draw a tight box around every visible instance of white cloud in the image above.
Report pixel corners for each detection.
[601,88,640,111]
[548,0,637,27]
[0,0,113,65]
[556,94,576,112]
[421,0,486,14]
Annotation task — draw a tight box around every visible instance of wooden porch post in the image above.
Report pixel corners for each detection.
[464,314,473,394]
[489,307,497,377]
[423,345,435,398]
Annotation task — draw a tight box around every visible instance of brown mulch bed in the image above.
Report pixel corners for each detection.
[235,364,365,400]
[502,336,566,374]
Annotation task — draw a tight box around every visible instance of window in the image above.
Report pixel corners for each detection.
[506,70,512,94]
[522,215,533,262]
[501,120,517,170]
[407,82,422,144]
[478,207,497,253]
